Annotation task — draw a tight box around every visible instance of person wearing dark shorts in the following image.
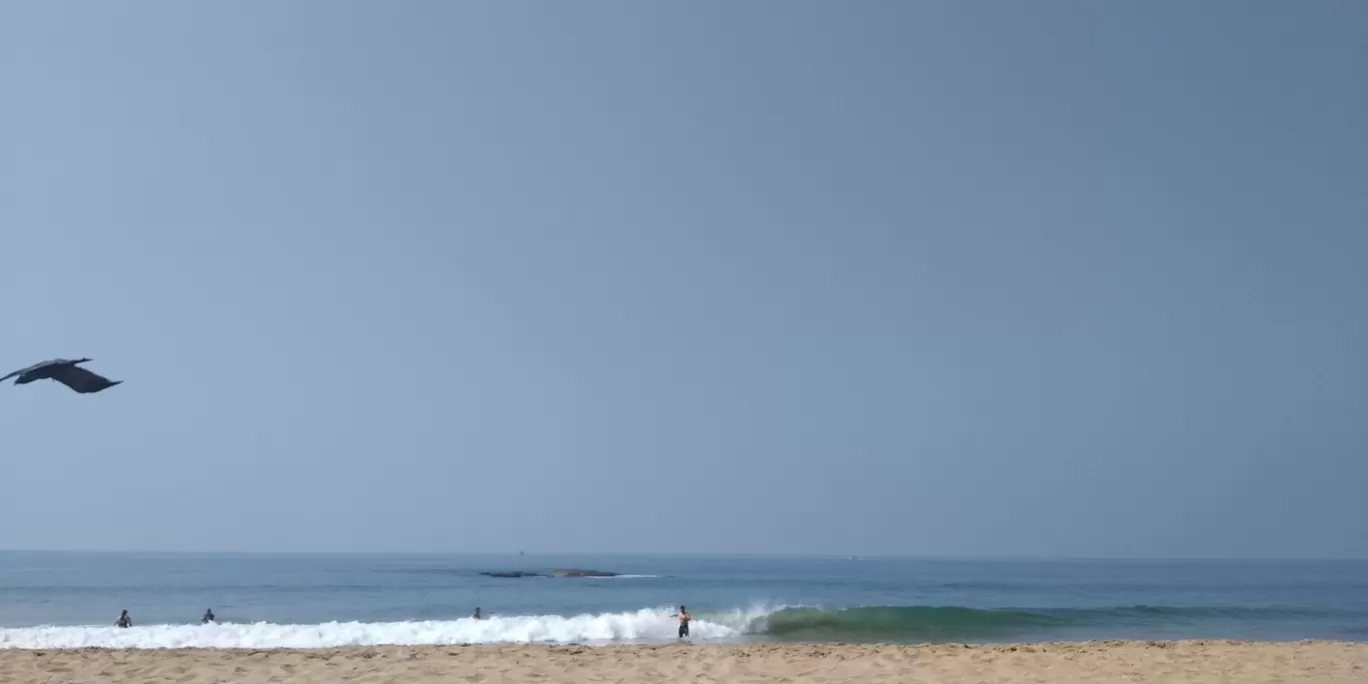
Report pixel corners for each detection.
[675,605,690,638]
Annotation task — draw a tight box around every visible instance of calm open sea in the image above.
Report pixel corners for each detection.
[1,552,1364,648]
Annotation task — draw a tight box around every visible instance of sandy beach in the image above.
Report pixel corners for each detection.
[2,640,1365,683]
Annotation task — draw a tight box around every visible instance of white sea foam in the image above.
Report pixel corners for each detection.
[0,605,782,650]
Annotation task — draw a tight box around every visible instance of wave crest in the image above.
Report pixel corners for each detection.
[0,607,746,649]
[1,603,1349,649]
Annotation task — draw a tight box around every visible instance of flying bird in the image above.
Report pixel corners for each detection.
[1,358,123,394]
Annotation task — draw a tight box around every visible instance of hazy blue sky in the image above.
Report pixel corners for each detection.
[4,1,1365,557]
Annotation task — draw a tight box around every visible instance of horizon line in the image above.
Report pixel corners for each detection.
[2,548,1364,562]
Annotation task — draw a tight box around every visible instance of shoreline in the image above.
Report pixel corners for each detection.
[4,641,1366,683]
[4,637,1368,650]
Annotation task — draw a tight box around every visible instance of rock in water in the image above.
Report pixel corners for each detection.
[550,569,619,578]
[478,569,621,578]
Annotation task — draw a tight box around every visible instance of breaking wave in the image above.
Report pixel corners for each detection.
[0,606,752,649]
[0,604,1348,649]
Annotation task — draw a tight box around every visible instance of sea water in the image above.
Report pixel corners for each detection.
[1,552,1364,649]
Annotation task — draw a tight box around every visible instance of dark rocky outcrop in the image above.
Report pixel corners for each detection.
[550,569,619,577]
[479,569,620,578]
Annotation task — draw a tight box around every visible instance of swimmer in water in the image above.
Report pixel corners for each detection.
[202,608,216,624]
[472,607,482,619]
[115,610,131,628]
[675,605,690,639]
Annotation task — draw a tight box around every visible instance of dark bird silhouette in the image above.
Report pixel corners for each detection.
[1,358,122,394]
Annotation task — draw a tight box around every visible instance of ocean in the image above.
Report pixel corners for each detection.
[1,552,1364,649]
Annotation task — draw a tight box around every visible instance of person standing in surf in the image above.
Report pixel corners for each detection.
[675,606,690,639]
[115,610,131,628]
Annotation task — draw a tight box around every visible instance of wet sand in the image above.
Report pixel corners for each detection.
[3,640,1366,683]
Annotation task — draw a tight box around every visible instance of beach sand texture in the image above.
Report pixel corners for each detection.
[2,640,1366,683]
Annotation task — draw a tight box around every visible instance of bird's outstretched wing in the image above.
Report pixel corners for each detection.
[0,359,54,383]
[50,365,122,394]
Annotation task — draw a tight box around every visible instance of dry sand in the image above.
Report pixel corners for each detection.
[2,640,1365,683]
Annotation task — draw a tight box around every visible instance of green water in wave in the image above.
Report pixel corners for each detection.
[746,605,1342,642]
